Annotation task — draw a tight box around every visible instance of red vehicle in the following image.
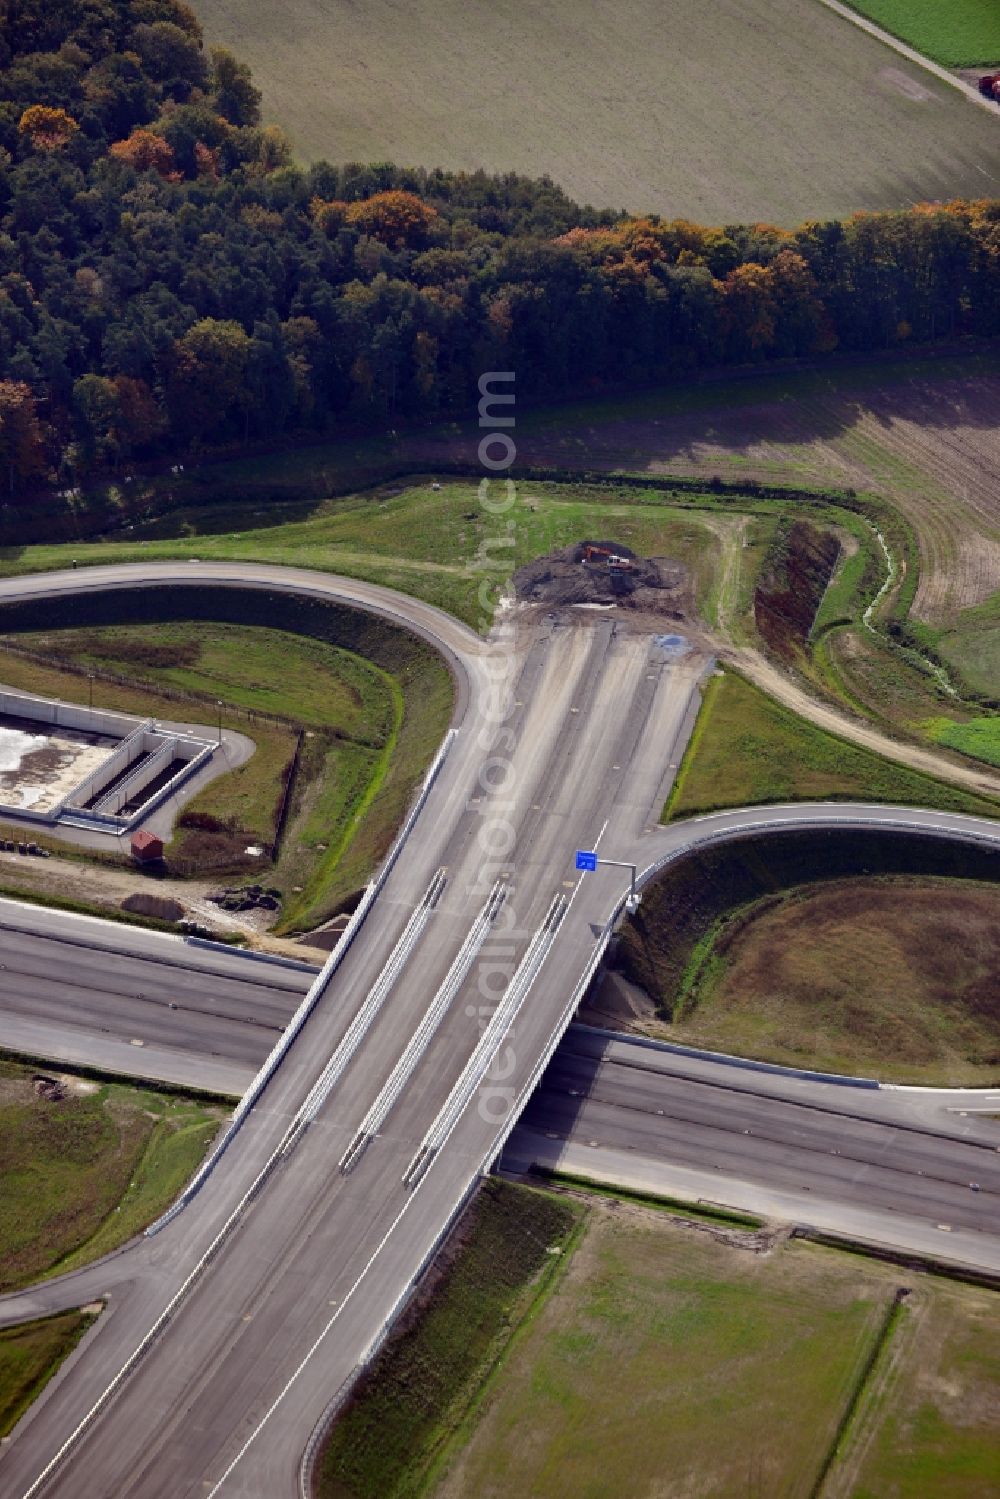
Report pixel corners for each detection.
[978,72,1000,103]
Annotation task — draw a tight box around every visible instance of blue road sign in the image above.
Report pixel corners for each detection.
[575,850,598,872]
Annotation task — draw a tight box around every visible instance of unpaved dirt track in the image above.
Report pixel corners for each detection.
[729,647,1000,798]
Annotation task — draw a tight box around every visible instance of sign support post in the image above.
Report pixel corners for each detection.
[575,850,640,913]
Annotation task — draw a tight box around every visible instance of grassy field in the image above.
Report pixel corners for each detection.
[0,1059,222,1291]
[841,1277,1000,1498]
[665,669,999,821]
[928,715,1000,768]
[0,480,730,633]
[23,621,398,739]
[934,590,1000,702]
[316,1181,580,1499]
[843,0,1000,66]
[0,1311,97,1439]
[433,1202,906,1499]
[192,0,1000,222]
[315,1184,1000,1499]
[667,875,1000,1084]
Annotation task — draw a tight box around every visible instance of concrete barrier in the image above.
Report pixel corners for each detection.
[0,688,138,739]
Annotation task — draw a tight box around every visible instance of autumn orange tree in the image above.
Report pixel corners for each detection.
[17,106,79,150]
[344,191,438,248]
[109,129,180,179]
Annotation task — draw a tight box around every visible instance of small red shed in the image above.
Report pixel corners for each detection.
[130,829,164,864]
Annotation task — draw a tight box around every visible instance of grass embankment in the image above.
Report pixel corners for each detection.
[666,669,1000,821]
[316,1181,579,1499]
[0,480,730,631]
[0,1058,222,1291]
[844,1278,1000,1497]
[0,1311,97,1439]
[618,827,1000,1083]
[530,1169,763,1230]
[662,876,1000,1085]
[0,586,454,929]
[841,0,1000,66]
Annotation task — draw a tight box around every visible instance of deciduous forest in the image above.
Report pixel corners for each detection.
[1,0,998,499]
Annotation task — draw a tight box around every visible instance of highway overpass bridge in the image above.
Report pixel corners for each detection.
[0,563,998,1499]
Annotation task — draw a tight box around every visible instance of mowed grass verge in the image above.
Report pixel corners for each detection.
[0,1059,222,1291]
[0,1310,98,1439]
[193,0,1000,221]
[666,876,1000,1085]
[666,669,1000,821]
[842,0,1000,66]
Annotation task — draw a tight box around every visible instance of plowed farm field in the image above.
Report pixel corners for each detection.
[193,0,1000,224]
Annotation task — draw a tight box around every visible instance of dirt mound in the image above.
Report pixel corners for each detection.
[121,892,185,923]
[512,541,688,615]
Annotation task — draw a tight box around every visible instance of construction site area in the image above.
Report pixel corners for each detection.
[512,540,691,616]
[0,688,216,837]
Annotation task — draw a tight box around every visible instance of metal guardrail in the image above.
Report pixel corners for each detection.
[403,892,567,1188]
[281,868,447,1160]
[19,729,461,1497]
[31,802,1000,1498]
[339,878,506,1175]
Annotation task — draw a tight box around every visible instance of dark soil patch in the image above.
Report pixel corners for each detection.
[120,892,185,922]
[512,539,688,617]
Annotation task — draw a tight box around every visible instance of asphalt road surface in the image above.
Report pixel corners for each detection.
[1,561,999,1499]
[0,898,308,1096]
[3,902,997,1271]
[505,1027,1000,1269]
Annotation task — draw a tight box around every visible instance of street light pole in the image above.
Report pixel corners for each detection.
[217,700,223,744]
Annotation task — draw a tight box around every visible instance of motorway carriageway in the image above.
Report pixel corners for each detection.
[1,900,999,1273]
